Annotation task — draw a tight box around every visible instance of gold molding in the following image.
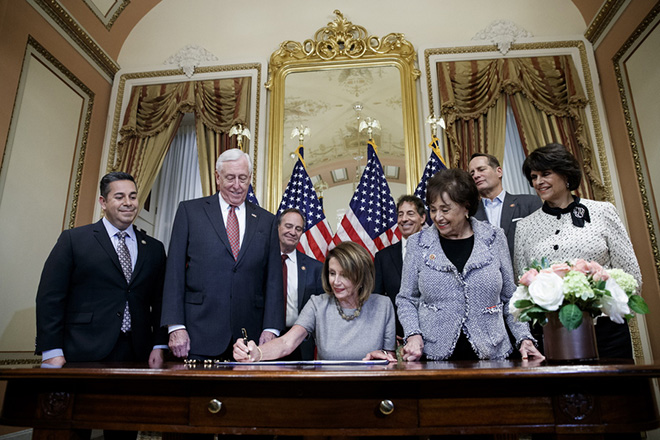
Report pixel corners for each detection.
[32,0,120,78]
[265,10,421,212]
[612,3,660,290]
[16,36,94,229]
[424,41,613,205]
[82,0,130,30]
[107,64,263,189]
[584,0,628,44]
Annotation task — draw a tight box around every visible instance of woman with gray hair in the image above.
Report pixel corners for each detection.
[397,168,544,361]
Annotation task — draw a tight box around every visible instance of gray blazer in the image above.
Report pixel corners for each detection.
[396,218,533,360]
[474,192,542,260]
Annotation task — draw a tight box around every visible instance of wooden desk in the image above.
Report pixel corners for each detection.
[1,360,659,438]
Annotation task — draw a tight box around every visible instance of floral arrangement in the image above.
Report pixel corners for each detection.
[510,257,648,331]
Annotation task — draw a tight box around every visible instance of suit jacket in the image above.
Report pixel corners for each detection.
[35,220,167,362]
[373,241,404,337]
[294,250,324,360]
[396,218,533,360]
[161,194,284,357]
[474,192,542,259]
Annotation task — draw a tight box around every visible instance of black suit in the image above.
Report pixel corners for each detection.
[290,250,324,360]
[35,220,167,362]
[374,241,404,337]
[161,194,284,358]
[474,192,542,260]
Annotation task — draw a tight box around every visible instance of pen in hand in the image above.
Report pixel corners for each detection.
[241,328,250,359]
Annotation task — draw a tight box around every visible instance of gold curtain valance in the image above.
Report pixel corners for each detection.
[437,56,588,123]
[115,77,251,205]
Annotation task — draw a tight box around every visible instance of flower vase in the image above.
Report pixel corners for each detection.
[543,311,599,362]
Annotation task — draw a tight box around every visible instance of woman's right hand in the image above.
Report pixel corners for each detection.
[233,338,258,362]
[402,334,424,361]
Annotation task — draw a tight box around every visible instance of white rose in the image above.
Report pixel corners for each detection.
[528,272,564,311]
[601,278,631,324]
[509,285,530,319]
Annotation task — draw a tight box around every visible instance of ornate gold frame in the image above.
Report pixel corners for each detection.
[424,41,613,204]
[613,4,660,293]
[423,40,649,359]
[265,10,421,212]
[106,63,262,189]
[0,36,94,229]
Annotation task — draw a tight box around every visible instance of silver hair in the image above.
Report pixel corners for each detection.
[215,149,252,174]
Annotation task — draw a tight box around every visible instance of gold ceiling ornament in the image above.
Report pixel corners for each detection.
[266,10,419,89]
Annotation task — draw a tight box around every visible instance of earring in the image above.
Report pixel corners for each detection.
[566,181,570,189]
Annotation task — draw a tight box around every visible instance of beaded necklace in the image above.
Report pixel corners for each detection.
[334,296,361,321]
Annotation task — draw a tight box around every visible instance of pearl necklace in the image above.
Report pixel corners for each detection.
[334,297,361,321]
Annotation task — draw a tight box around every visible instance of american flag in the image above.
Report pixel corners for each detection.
[277,145,333,262]
[414,135,448,225]
[331,140,400,259]
[246,184,259,206]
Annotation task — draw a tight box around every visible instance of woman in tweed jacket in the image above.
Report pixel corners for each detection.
[396,169,543,361]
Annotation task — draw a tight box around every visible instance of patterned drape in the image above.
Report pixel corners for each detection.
[116,78,251,205]
[437,56,602,199]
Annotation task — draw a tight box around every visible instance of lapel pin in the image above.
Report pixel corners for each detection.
[251,213,257,218]
[141,240,147,245]
[301,266,306,271]
[510,204,515,208]
[429,254,436,260]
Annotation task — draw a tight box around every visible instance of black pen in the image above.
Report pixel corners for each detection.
[241,328,249,352]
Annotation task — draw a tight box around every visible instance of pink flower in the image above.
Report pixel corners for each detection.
[572,259,590,275]
[519,268,538,287]
[591,262,610,282]
[550,263,571,278]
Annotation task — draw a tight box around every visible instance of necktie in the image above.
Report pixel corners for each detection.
[227,205,240,260]
[281,254,288,314]
[116,231,132,333]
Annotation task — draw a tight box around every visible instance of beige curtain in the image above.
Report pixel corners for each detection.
[116,78,251,205]
[195,78,251,195]
[437,56,602,199]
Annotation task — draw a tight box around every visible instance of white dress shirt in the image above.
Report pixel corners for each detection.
[282,250,299,327]
[483,189,506,228]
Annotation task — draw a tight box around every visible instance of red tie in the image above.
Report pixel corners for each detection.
[227,205,240,260]
[281,254,288,314]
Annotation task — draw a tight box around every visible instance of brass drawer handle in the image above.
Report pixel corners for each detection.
[379,399,394,415]
[208,399,223,414]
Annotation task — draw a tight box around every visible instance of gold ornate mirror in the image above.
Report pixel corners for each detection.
[265,10,421,226]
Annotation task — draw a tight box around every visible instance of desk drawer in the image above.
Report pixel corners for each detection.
[190,397,418,428]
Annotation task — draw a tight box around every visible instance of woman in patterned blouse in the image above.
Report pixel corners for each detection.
[397,169,543,361]
[514,143,642,359]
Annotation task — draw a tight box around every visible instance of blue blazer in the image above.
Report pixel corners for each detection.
[161,194,284,357]
[474,192,542,260]
[295,250,324,360]
[373,241,404,336]
[36,220,167,362]
[396,218,533,360]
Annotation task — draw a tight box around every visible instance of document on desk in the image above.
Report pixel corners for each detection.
[220,359,390,366]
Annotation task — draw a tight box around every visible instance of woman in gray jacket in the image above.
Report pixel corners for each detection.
[396,168,544,361]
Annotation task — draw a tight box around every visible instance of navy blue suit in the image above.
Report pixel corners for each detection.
[293,250,324,360]
[474,192,542,260]
[373,241,404,337]
[161,194,284,357]
[35,220,167,362]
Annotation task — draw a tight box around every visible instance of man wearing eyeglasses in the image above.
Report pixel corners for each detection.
[161,149,284,361]
[277,208,324,360]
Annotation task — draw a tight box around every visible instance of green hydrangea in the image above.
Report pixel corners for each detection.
[562,270,594,301]
[608,268,638,294]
